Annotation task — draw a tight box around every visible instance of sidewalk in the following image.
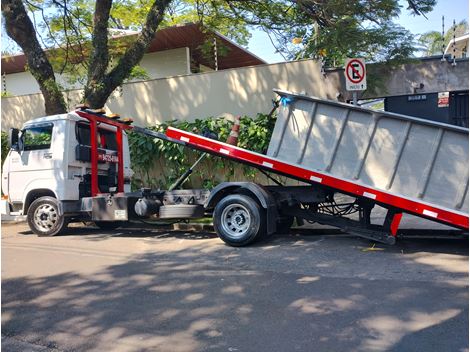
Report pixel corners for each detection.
[1,214,27,223]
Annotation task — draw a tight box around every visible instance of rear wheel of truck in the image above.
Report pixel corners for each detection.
[27,196,68,237]
[213,194,266,247]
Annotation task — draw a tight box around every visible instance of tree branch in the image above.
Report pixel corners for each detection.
[264,28,288,61]
[108,0,171,86]
[1,0,66,115]
[85,0,112,94]
[25,0,62,49]
[407,0,425,17]
[84,0,172,107]
[51,0,90,69]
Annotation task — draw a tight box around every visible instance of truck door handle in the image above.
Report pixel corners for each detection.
[43,153,52,159]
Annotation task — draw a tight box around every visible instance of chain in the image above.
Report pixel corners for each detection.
[213,37,218,71]
[2,72,6,94]
[441,16,446,61]
[452,19,457,66]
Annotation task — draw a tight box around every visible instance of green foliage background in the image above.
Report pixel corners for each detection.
[0,114,275,189]
[3,0,441,92]
[128,113,276,190]
[418,20,468,56]
[1,131,9,169]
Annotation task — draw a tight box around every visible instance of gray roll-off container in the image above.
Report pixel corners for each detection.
[268,89,469,216]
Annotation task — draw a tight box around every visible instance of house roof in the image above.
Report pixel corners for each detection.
[444,33,469,55]
[1,23,266,75]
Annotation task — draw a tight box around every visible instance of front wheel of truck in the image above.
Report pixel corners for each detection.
[27,196,68,237]
[213,194,266,247]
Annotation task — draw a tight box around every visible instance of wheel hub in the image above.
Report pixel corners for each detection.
[33,204,58,232]
[220,204,251,240]
[234,214,246,225]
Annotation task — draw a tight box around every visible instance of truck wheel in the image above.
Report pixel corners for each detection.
[94,221,122,231]
[27,196,68,237]
[213,194,266,247]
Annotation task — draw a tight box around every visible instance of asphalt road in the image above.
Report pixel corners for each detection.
[2,222,468,352]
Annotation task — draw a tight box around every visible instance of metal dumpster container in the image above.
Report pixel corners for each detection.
[267,89,469,214]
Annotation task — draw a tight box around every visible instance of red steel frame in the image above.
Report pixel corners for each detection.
[75,111,132,196]
[166,126,469,230]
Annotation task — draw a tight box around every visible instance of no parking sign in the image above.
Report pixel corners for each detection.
[345,58,367,91]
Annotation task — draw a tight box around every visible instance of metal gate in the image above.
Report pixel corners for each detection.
[450,91,469,127]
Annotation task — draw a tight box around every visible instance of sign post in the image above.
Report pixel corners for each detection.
[344,58,367,105]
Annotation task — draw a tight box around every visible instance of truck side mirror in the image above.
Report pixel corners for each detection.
[8,128,20,152]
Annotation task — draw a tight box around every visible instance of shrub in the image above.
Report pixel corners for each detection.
[128,113,276,189]
[1,131,9,170]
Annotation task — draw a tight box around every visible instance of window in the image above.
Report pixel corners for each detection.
[76,123,91,146]
[99,129,117,151]
[23,125,53,151]
[76,123,117,151]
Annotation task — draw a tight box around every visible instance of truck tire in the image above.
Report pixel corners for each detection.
[213,194,266,247]
[94,221,123,231]
[27,196,68,237]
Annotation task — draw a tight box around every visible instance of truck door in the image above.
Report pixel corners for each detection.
[7,123,55,203]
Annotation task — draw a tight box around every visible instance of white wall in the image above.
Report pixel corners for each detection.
[4,71,84,96]
[3,47,190,96]
[4,71,41,97]
[137,47,190,79]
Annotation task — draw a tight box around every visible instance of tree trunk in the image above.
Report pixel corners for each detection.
[2,0,67,115]
[84,0,112,105]
[84,0,172,108]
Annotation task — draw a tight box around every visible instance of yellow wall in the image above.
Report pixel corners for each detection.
[2,57,468,130]
[3,47,190,97]
[2,59,343,130]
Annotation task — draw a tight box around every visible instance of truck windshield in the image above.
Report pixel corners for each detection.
[23,125,53,150]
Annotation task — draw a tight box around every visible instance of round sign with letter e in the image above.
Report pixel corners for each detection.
[345,58,367,91]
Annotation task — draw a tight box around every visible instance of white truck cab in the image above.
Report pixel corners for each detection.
[1,112,133,231]
[0,109,281,246]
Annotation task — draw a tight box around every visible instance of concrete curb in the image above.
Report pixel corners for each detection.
[1,215,27,224]
[173,222,214,232]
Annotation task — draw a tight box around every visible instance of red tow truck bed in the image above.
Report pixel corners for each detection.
[166,127,469,230]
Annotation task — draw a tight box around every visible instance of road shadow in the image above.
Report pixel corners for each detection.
[18,223,219,241]
[17,222,468,256]
[2,242,468,352]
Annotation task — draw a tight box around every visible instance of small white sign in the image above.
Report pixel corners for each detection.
[114,209,127,220]
[438,92,449,108]
[345,58,367,91]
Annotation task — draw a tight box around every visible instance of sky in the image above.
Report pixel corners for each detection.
[247,0,470,63]
[2,0,468,60]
